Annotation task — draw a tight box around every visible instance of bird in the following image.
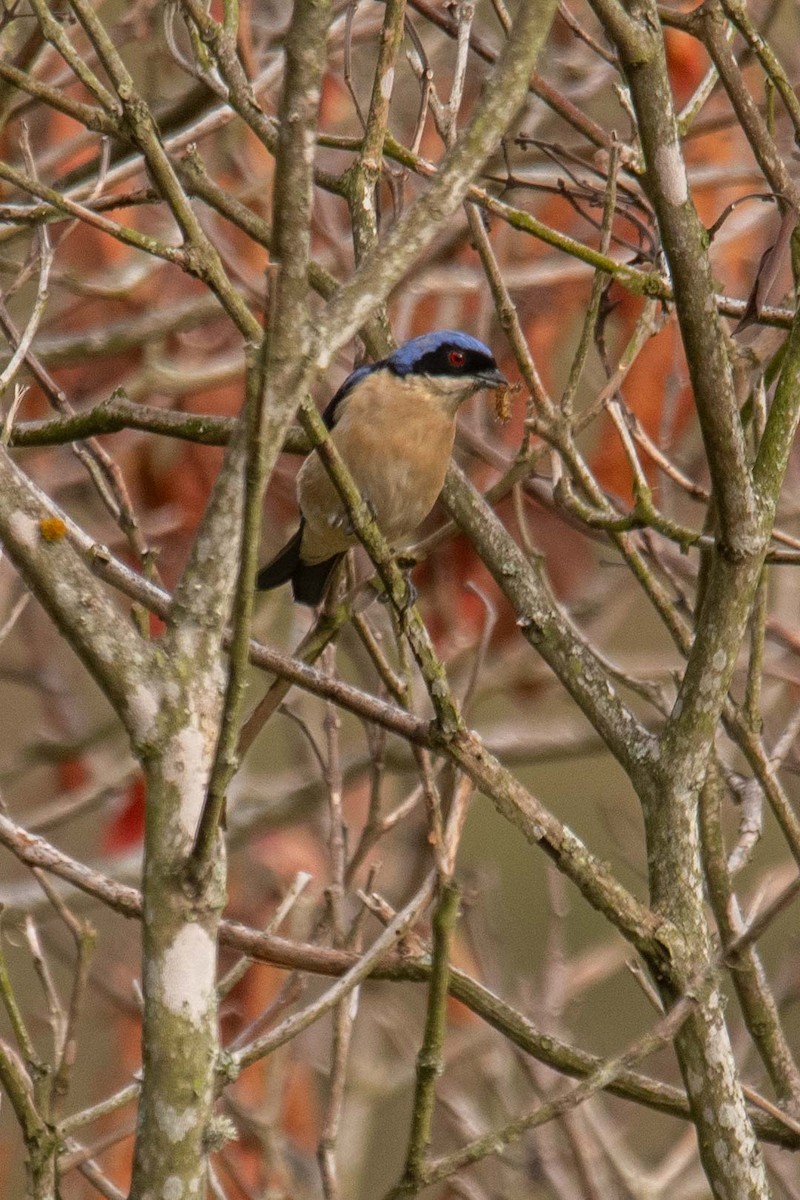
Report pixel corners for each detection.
[257,330,508,606]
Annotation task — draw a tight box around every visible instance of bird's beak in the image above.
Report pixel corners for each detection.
[475,366,508,389]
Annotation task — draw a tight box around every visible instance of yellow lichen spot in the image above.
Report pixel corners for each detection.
[39,516,67,542]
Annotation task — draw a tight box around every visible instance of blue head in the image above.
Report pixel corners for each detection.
[323,330,506,427]
[385,330,504,387]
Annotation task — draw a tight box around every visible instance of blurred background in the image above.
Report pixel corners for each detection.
[1,0,800,1196]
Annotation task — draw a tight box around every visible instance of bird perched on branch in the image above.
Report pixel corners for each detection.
[257,330,507,606]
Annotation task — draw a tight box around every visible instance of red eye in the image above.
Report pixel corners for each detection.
[448,349,465,368]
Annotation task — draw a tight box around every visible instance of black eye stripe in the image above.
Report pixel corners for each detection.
[399,345,496,377]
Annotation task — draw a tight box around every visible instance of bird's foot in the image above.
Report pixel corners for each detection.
[376,567,417,611]
[400,573,418,609]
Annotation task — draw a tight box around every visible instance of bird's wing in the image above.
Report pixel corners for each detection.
[321,362,378,428]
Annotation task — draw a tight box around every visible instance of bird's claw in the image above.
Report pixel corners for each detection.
[376,569,417,611]
[401,575,418,609]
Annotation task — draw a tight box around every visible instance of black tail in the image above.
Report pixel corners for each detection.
[257,525,304,591]
[290,554,343,606]
[257,524,343,606]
